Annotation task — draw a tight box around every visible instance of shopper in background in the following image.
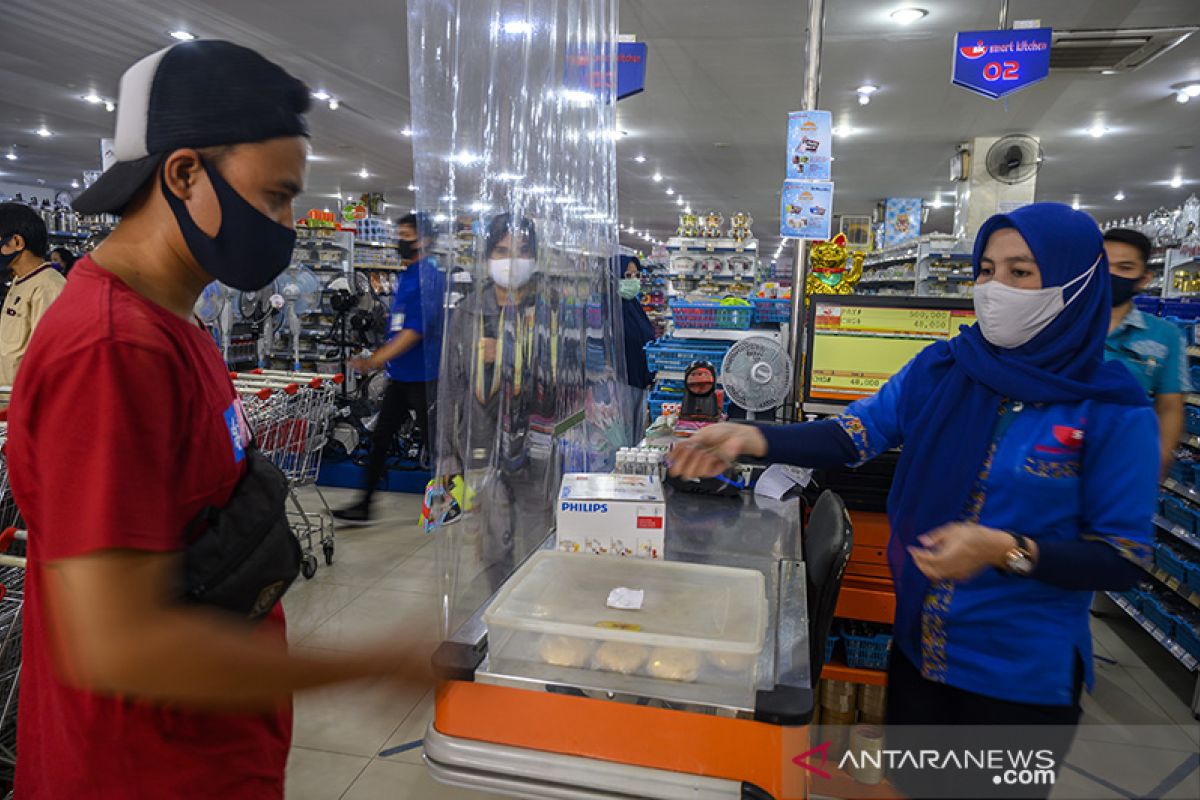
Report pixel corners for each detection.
[6,41,428,800]
[615,254,655,438]
[334,212,445,524]
[0,202,66,390]
[1104,227,1189,475]
[49,246,79,275]
[671,203,1155,798]
[437,213,550,590]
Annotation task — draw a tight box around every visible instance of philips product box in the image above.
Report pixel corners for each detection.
[556,473,666,559]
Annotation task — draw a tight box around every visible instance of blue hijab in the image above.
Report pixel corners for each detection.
[886,202,1150,653]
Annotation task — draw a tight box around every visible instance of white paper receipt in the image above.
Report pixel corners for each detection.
[606,587,645,611]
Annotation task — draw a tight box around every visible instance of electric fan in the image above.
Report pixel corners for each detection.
[238,279,282,369]
[985,134,1043,186]
[720,336,793,420]
[277,266,323,370]
[194,282,238,361]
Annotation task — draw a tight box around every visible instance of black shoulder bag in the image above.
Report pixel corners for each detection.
[180,446,302,622]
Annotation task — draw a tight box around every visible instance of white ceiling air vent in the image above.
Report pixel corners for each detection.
[1050,27,1197,73]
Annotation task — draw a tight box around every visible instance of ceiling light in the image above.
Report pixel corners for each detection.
[832,124,853,136]
[1087,123,1107,138]
[1184,83,1200,97]
[856,84,879,95]
[633,154,646,163]
[358,168,369,179]
[70,179,79,189]
[311,90,330,101]
[104,101,116,112]
[666,187,675,196]
[4,151,16,161]
[652,172,663,183]
[1114,190,1126,201]
[450,150,481,166]
[471,201,490,212]
[1072,198,1081,210]
[500,20,533,35]
[560,89,596,106]
[35,126,51,138]
[889,7,928,25]
[931,195,943,209]
[169,30,196,41]
[434,213,449,223]
[676,196,684,206]
[857,93,871,106]
[1170,175,1184,188]
[82,92,103,105]
[400,127,413,136]
[328,99,340,110]
[684,206,692,214]
[1176,91,1190,104]
[407,183,417,191]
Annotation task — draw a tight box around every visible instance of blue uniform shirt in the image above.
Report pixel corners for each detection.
[835,360,1158,705]
[386,257,445,382]
[1105,308,1190,397]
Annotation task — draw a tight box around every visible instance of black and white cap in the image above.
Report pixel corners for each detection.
[73,40,311,215]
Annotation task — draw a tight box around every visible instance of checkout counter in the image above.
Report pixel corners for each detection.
[427,487,815,800]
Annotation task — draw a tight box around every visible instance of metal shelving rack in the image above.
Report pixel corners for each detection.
[857,237,973,299]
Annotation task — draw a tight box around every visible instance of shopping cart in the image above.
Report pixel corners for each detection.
[0,420,21,792]
[231,369,343,578]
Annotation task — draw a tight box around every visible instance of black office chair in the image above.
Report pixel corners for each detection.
[804,489,853,684]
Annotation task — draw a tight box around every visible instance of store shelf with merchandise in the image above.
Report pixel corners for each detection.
[857,235,973,299]
[645,232,793,423]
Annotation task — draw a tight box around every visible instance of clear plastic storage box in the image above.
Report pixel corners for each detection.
[483,551,768,706]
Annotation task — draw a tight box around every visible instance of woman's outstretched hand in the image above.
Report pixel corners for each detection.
[667,423,768,480]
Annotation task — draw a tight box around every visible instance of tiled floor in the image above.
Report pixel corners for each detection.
[285,487,1200,799]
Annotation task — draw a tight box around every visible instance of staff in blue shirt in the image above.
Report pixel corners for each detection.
[671,204,1156,797]
[334,212,445,524]
[1104,227,1190,474]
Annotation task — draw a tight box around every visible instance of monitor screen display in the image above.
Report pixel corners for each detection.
[802,295,975,414]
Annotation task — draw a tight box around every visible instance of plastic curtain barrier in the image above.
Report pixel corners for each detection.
[407,0,625,636]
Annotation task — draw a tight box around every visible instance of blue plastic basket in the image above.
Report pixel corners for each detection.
[670,301,753,330]
[1163,496,1196,533]
[824,633,840,664]
[644,339,732,373]
[841,629,892,671]
[1155,544,1191,584]
[1141,594,1176,638]
[1186,560,1200,596]
[1176,622,1200,662]
[1120,589,1145,613]
[752,298,792,325]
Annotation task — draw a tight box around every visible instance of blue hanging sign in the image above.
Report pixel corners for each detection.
[780,180,834,240]
[786,110,832,181]
[617,42,648,100]
[563,42,648,101]
[952,27,1052,99]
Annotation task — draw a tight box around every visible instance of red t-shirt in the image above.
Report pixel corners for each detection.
[7,257,290,798]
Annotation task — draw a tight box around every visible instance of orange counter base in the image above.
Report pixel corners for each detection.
[434,679,813,799]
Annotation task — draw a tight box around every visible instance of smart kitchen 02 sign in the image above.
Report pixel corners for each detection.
[952,27,1052,99]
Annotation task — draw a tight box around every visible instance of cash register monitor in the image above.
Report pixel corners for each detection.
[802,295,976,415]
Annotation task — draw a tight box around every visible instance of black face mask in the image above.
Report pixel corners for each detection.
[0,236,21,272]
[162,159,297,291]
[1110,274,1141,308]
[398,238,419,262]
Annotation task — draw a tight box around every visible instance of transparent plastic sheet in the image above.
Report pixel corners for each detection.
[407,0,626,637]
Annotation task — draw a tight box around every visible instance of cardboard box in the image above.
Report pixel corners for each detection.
[556,473,666,559]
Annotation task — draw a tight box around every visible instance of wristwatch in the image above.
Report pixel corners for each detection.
[1003,533,1035,576]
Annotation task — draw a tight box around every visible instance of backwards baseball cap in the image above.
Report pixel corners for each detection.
[73,40,311,215]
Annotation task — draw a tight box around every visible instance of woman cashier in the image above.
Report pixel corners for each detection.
[670,203,1156,793]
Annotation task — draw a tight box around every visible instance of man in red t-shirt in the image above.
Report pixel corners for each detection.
[6,41,429,799]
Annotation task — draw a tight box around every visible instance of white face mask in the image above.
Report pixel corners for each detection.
[972,254,1099,349]
[489,257,536,289]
